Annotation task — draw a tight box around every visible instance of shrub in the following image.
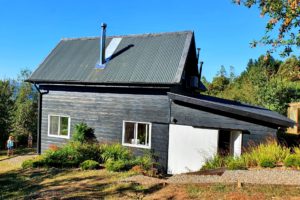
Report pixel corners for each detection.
[24,142,103,169]
[226,157,247,170]
[80,160,100,170]
[76,143,104,163]
[72,122,95,143]
[293,147,300,155]
[284,154,300,168]
[32,156,46,167]
[22,159,34,169]
[242,140,289,168]
[11,133,28,147]
[43,143,81,168]
[259,157,276,168]
[48,144,59,151]
[105,159,132,172]
[201,155,226,170]
[22,156,46,169]
[42,142,104,168]
[134,151,157,171]
[101,143,132,162]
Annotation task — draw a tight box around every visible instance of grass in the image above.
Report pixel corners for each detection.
[1,153,300,199]
[182,183,300,199]
[202,140,298,170]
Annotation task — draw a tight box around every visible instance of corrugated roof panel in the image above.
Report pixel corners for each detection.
[29,31,192,85]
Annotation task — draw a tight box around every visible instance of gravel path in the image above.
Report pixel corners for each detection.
[123,169,300,186]
[0,153,37,173]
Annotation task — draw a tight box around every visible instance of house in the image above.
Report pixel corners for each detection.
[27,24,294,174]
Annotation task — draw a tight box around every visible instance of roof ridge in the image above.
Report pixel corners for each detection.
[61,30,193,41]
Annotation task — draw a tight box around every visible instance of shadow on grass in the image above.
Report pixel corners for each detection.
[0,168,62,199]
[0,166,166,200]
[0,148,36,161]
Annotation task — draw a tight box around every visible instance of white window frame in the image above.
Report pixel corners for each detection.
[48,114,71,139]
[122,120,152,149]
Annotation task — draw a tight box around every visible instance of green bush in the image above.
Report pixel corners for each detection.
[202,155,226,170]
[41,142,103,168]
[134,151,157,170]
[72,122,95,143]
[284,154,300,168]
[80,160,100,170]
[259,157,276,168]
[43,143,81,168]
[76,143,104,163]
[243,140,289,168]
[22,159,34,169]
[226,157,247,170]
[101,143,132,162]
[32,156,46,167]
[105,159,133,172]
[22,156,46,169]
[11,133,28,147]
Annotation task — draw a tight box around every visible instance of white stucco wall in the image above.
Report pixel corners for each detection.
[230,131,242,157]
[168,124,219,174]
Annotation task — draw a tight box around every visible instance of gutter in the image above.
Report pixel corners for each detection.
[34,83,49,154]
[25,79,180,88]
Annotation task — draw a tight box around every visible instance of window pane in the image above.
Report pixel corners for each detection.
[124,122,135,144]
[60,117,69,136]
[50,116,59,135]
[137,123,149,146]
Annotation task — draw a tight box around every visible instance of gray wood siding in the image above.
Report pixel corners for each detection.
[41,89,170,169]
[171,102,277,147]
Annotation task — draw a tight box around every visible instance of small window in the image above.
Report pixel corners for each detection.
[122,121,151,149]
[48,115,71,139]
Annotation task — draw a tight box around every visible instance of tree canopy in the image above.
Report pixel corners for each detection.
[203,55,300,114]
[235,0,300,56]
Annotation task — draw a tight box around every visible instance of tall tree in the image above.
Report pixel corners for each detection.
[0,80,14,149]
[208,66,230,96]
[205,55,300,114]
[234,0,300,56]
[12,69,37,144]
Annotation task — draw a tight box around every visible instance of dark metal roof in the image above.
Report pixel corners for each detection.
[28,31,193,85]
[168,92,295,128]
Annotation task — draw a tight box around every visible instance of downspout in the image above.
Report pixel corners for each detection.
[34,83,48,154]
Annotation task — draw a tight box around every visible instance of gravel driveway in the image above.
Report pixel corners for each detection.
[168,169,300,185]
[124,169,300,186]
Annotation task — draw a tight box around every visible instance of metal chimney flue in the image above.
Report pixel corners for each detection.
[199,61,204,81]
[100,23,107,65]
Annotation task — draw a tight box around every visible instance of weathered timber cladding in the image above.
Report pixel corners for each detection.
[41,87,170,169]
[171,101,277,146]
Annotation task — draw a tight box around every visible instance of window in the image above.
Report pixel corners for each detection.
[48,115,71,139]
[122,121,151,149]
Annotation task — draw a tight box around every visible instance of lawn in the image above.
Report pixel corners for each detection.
[1,152,300,199]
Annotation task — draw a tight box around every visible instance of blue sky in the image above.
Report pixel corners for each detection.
[0,0,292,81]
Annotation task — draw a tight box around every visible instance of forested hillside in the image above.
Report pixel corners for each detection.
[202,55,300,115]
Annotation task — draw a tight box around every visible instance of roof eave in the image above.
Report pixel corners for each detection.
[168,92,295,128]
[26,79,180,88]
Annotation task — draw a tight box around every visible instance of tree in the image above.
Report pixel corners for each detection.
[229,66,236,82]
[201,76,210,88]
[234,0,300,56]
[0,80,14,149]
[12,69,38,145]
[205,55,300,115]
[208,66,230,96]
